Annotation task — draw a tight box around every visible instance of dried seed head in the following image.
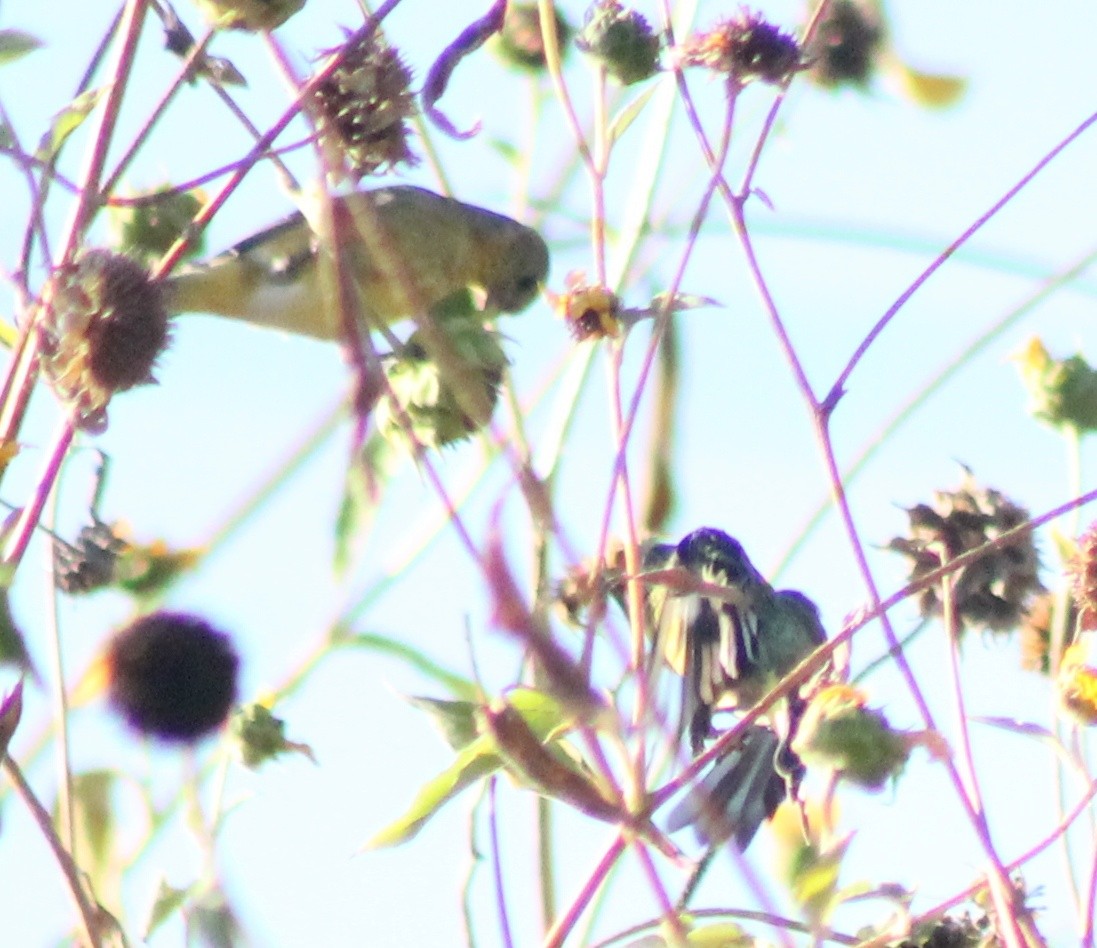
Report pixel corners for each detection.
[887,470,1043,635]
[806,0,883,89]
[680,9,802,85]
[39,250,169,433]
[314,33,418,182]
[575,0,661,86]
[106,611,239,743]
[54,520,128,595]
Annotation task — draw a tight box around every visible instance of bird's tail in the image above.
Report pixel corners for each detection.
[665,725,787,850]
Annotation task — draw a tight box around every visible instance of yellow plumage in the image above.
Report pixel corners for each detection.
[165,186,549,340]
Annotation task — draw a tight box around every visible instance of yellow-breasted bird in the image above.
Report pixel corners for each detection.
[643,527,827,848]
[164,186,549,340]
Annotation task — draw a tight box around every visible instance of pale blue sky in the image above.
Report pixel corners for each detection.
[2,1,1097,945]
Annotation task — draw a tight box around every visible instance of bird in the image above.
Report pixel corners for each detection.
[642,527,827,848]
[164,185,550,340]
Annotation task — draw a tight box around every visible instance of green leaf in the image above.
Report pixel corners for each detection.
[487,137,521,166]
[0,30,43,65]
[36,87,106,162]
[365,732,504,848]
[503,687,571,740]
[71,770,117,884]
[606,83,659,149]
[333,460,375,576]
[366,688,573,848]
[482,700,618,821]
[783,833,851,925]
[406,696,480,750]
[145,880,192,938]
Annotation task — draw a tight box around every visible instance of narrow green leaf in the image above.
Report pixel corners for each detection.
[334,435,400,574]
[333,461,374,576]
[336,630,478,701]
[607,84,659,150]
[36,87,106,161]
[366,734,503,848]
[72,770,116,883]
[0,30,43,65]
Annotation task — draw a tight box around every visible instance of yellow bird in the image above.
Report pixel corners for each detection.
[165,186,549,340]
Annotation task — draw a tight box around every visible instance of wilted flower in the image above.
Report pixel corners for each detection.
[555,272,621,341]
[1070,521,1097,631]
[679,9,802,86]
[231,702,314,768]
[108,188,205,266]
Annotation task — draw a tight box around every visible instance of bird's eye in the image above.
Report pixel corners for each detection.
[514,274,540,295]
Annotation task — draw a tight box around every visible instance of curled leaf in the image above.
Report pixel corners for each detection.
[423,0,506,139]
[36,87,106,161]
[894,63,966,108]
[482,700,621,822]
[618,291,721,332]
